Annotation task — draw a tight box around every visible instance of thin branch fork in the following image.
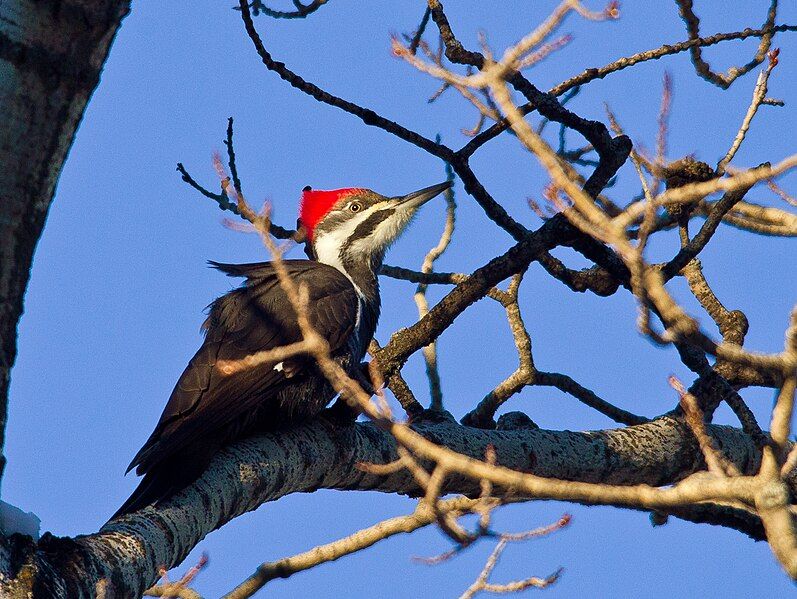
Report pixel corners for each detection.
[460,23,797,160]
[660,171,762,280]
[238,0,456,162]
[235,0,330,20]
[178,118,295,240]
[717,48,781,174]
[461,272,647,429]
[457,516,569,599]
[615,155,797,228]
[414,163,456,412]
[676,0,778,89]
[373,220,563,380]
[222,496,487,599]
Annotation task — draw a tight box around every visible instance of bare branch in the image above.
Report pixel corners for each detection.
[670,376,740,476]
[717,49,781,174]
[144,554,208,599]
[235,0,329,20]
[414,164,457,411]
[463,24,797,159]
[223,497,484,598]
[458,516,569,599]
[675,0,778,89]
[239,0,455,161]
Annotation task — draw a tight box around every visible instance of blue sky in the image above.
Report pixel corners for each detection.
[5,1,797,596]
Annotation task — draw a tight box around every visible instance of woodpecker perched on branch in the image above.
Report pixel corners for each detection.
[113,181,451,518]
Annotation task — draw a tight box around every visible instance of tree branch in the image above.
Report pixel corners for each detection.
[0,415,765,597]
[238,0,455,162]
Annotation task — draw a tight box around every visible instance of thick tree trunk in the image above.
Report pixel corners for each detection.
[0,0,130,484]
[0,415,762,597]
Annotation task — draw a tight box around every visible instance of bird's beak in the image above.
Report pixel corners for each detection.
[393,181,452,210]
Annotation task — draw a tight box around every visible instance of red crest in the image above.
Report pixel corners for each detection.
[299,188,363,240]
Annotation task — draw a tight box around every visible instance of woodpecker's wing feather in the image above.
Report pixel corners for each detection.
[127,260,359,476]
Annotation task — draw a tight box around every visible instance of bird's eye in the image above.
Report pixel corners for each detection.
[349,202,362,213]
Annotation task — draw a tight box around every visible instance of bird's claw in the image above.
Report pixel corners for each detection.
[356,362,377,396]
[408,408,457,425]
[321,398,360,426]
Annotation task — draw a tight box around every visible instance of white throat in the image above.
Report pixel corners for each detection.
[314,230,364,328]
[312,211,374,329]
[312,204,383,297]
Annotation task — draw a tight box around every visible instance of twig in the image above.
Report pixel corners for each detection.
[464,274,534,425]
[768,180,797,207]
[235,0,329,19]
[717,49,781,174]
[675,0,778,89]
[414,162,456,411]
[615,155,797,228]
[458,515,570,599]
[224,117,243,195]
[709,198,797,236]
[144,554,208,599]
[222,497,485,599]
[535,371,648,425]
[679,259,740,341]
[652,71,673,196]
[661,175,761,279]
[368,339,423,417]
[670,376,740,476]
[239,0,455,161]
[177,120,294,239]
[409,6,432,55]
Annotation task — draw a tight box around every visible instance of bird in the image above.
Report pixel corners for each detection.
[112,180,452,518]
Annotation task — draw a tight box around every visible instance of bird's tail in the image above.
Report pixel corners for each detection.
[110,454,210,521]
[111,469,177,520]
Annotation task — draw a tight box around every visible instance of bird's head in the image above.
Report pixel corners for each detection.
[298,181,451,276]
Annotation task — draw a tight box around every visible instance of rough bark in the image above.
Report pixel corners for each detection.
[0,415,761,597]
[0,0,131,485]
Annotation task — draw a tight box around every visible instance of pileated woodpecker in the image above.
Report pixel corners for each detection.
[113,181,451,518]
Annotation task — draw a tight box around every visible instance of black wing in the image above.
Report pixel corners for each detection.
[127,259,359,476]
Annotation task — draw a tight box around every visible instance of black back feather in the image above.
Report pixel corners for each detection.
[113,260,361,518]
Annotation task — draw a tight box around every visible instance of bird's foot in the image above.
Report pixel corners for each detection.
[460,410,538,430]
[408,408,457,425]
[459,410,495,429]
[320,398,360,426]
[355,362,377,396]
[496,411,539,430]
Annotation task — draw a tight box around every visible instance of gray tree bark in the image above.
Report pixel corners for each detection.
[0,0,130,484]
[0,415,762,597]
